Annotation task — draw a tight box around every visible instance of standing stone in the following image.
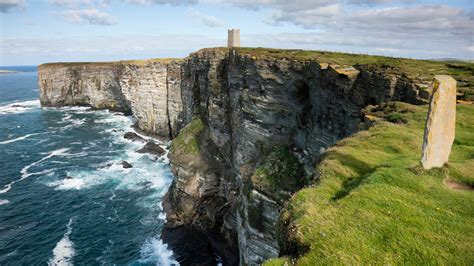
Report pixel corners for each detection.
[421,75,457,169]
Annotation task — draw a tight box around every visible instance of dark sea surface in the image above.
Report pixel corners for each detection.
[0,66,178,265]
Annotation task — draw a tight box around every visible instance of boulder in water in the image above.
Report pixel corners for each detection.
[121,160,133,169]
[136,141,165,156]
[66,176,74,180]
[124,132,145,142]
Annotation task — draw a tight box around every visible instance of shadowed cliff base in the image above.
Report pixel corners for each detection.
[161,225,236,265]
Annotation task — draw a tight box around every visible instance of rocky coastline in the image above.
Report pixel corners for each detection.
[38,48,428,265]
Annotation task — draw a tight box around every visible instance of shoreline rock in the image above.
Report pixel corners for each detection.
[136,141,165,157]
[123,132,145,142]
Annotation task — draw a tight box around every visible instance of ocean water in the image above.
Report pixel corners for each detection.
[0,66,178,265]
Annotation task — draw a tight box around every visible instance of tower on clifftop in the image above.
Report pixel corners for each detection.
[227,29,240,48]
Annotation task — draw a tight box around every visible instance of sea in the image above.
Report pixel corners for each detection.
[0,66,178,265]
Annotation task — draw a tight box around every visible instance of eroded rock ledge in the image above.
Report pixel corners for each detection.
[38,48,426,265]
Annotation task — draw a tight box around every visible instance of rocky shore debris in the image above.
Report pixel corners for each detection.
[136,141,165,157]
[123,132,145,142]
[120,160,133,169]
[100,160,134,169]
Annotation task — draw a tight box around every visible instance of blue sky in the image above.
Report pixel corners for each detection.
[0,0,473,65]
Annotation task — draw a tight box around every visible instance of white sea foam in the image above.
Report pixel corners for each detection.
[94,115,131,126]
[63,114,72,120]
[0,183,12,194]
[50,178,87,190]
[139,237,178,265]
[0,132,45,145]
[21,148,70,179]
[0,148,69,195]
[0,100,40,115]
[0,199,10,205]
[60,118,85,130]
[48,218,75,266]
[46,106,90,112]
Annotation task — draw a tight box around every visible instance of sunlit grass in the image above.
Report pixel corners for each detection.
[267,103,474,265]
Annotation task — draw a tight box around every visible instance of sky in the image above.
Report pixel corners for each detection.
[0,0,473,66]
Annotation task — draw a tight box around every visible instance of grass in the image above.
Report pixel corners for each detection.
[170,117,204,156]
[266,103,474,265]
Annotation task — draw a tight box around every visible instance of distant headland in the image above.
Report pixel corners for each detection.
[0,69,20,74]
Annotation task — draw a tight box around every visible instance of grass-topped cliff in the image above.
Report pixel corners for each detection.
[40,58,182,68]
[237,48,474,101]
[266,103,474,265]
[41,48,473,101]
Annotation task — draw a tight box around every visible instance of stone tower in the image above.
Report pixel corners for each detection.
[227,29,240,48]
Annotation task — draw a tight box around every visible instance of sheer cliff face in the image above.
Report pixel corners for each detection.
[38,63,129,112]
[38,49,423,265]
[38,61,184,139]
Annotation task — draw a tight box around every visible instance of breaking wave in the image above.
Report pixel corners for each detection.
[0,100,40,115]
[139,237,179,265]
[0,132,45,145]
[0,148,69,194]
[48,218,75,266]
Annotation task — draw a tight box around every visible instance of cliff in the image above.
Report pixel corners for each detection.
[39,59,184,139]
[39,48,465,265]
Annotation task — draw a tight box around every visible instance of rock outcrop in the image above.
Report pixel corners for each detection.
[38,48,427,265]
[421,75,457,169]
[136,141,166,157]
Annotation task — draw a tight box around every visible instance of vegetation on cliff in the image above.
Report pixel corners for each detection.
[170,117,204,156]
[267,103,474,265]
[251,146,306,203]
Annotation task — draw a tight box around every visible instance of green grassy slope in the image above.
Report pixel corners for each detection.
[266,103,474,265]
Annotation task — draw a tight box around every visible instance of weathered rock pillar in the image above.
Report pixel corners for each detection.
[421,75,457,169]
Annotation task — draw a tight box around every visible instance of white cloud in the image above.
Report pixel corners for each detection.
[0,34,223,65]
[63,8,118,25]
[129,0,197,5]
[0,0,24,13]
[189,10,223,27]
[242,30,471,59]
[267,4,342,27]
[201,0,335,11]
[49,0,111,7]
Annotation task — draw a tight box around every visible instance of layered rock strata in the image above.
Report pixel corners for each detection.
[39,60,183,139]
[38,48,426,265]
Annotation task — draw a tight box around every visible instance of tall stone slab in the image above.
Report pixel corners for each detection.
[421,75,457,169]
